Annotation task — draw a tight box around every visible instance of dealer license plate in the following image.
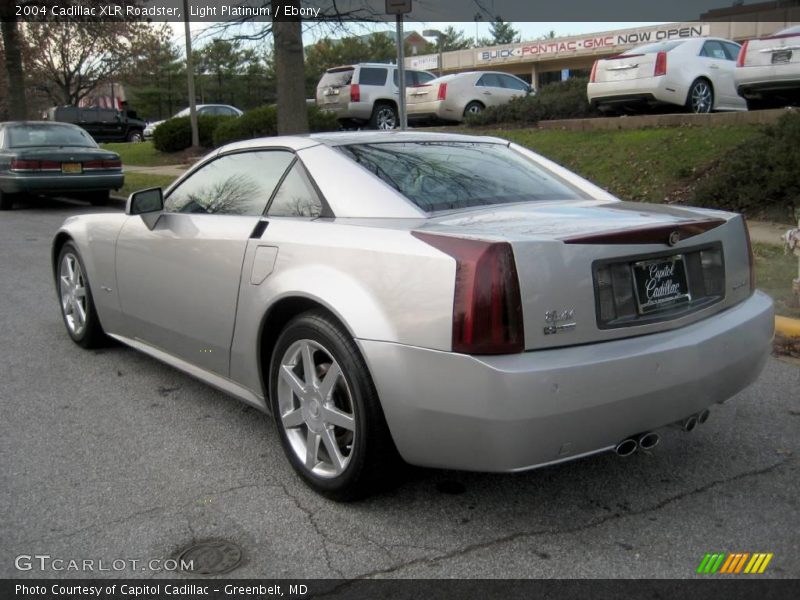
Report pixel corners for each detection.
[61,162,82,174]
[772,50,792,64]
[633,255,691,314]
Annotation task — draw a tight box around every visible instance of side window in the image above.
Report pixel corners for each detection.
[392,69,417,86]
[164,150,294,216]
[476,73,503,88]
[358,67,388,86]
[415,71,436,85]
[500,74,529,91]
[267,160,323,218]
[722,42,741,61]
[701,41,727,60]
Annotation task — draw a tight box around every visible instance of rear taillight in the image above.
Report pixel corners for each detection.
[350,84,360,103]
[589,60,599,83]
[737,40,749,67]
[743,218,756,292]
[412,232,524,355]
[83,159,121,170]
[437,82,447,101]
[10,159,39,171]
[654,51,667,77]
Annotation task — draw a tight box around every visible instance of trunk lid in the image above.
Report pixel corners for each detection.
[741,32,800,67]
[594,53,659,83]
[317,67,355,109]
[420,200,751,351]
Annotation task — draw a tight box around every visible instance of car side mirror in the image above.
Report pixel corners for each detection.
[126,187,163,230]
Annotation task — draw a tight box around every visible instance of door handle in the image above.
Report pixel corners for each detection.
[709,64,720,69]
[483,91,492,95]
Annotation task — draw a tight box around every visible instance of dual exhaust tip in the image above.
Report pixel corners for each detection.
[614,409,711,457]
[615,431,660,457]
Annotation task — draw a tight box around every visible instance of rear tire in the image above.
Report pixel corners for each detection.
[88,190,110,206]
[0,190,14,211]
[369,103,398,130]
[686,79,714,114]
[463,101,485,117]
[56,242,108,348]
[269,310,399,501]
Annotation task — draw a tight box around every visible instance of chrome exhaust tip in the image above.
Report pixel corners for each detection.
[674,415,698,432]
[615,438,638,457]
[637,432,660,450]
[697,409,710,424]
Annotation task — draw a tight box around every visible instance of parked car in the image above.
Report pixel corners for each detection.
[588,38,747,114]
[52,131,773,500]
[47,106,147,143]
[143,104,244,139]
[406,71,532,123]
[316,63,436,129]
[0,121,123,210]
[735,25,800,110]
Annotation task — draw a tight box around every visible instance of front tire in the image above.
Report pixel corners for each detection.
[127,130,143,143]
[687,79,714,114]
[369,103,398,130]
[269,310,398,501]
[57,242,107,348]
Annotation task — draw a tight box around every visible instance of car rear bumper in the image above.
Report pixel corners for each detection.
[359,291,773,472]
[588,77,684,108]
[736,65,800,97]
[317,101,374,122]
[0,172,124,194]
[407,100,462,122]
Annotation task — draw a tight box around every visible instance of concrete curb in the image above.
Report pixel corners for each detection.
[775,316,800,338]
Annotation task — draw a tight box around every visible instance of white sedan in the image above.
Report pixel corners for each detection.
[588,37,747,114]
[735,25,800,110]
[406,71,531,123]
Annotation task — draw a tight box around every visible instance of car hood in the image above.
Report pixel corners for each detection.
[145,120,165,130]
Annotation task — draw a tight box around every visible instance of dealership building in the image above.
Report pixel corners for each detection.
[406,9,800,90]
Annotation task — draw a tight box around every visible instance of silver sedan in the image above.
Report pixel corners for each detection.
[52,132,773,500]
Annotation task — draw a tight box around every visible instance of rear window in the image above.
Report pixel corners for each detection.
[319,68,354,88]
[6,124,96,148]
[627,41,684,54]
[358,67,388,86]
[338,142,585,212]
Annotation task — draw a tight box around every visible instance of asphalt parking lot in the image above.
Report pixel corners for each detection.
[1,195,799,580]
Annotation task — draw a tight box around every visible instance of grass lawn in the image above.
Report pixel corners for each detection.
[480,125,761,204]
[753,243,800,319]
[101,141,182,167]
[118,172,176,198]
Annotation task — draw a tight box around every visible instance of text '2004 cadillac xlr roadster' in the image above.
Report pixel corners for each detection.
[52,132,774,500]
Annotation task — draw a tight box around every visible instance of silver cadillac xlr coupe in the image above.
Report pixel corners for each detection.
[52,132,774,500]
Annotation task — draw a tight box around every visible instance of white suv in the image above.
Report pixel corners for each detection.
[316,63,436,129]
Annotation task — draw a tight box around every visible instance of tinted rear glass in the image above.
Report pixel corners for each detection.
[7,124,96,148]
[358,67,388,86]
[320,69,354,88]
[338,142,584,212]
[628,41,684,54]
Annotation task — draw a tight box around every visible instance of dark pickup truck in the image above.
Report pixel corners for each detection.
[46,106,147,143]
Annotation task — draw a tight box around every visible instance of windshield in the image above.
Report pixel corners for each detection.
[7,124,96,148]
[776,26,800,36]
[338,142,585,212]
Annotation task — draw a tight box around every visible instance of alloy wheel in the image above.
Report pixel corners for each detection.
[276,339,356,478]
[690,81,713,113]
[59,253,88,337]
[375,107,397,130]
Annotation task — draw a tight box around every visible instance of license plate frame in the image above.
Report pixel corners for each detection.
[772,50,792,64]
[61,162,82,174]
[632,255,691,314]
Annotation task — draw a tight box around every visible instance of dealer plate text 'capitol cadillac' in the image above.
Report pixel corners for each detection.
[633,255,691,313]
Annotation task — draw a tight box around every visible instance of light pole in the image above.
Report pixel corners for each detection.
[182,0,199,149]
[422,29,444,77]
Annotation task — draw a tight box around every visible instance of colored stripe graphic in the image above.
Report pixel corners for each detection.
[698,552,773,574]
